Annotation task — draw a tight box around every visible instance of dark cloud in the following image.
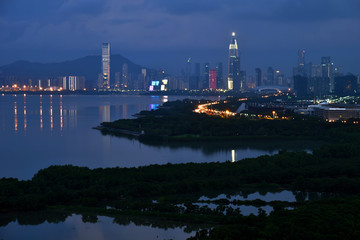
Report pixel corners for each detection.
[224,0,360,22]
[0,0,359,75]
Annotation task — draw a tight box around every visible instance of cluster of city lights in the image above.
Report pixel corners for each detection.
[194,101,236,117]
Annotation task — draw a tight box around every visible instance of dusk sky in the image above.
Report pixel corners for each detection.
[1,0,359,75]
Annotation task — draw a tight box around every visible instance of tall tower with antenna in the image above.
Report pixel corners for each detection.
[227,32,240,90]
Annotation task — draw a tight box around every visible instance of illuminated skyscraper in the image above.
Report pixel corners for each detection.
[102,43,110,88]
[209,69,217,90]
[294,49,306,77]
[227,32,240,90]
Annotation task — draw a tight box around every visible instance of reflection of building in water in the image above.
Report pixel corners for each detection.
[23,94,27,131]
[68,106,78,129]
[231,149,236,163]
[122,104,128,119]
[50,95,53,131]
[40,95,43,129]
[14,101,18,132]
[150,104,159,110]
[99,105,110,122]
[162,96,169,103]
[60,95,63,132]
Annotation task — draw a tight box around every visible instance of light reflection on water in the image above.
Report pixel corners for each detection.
[0,214,193,240]
[0,94,308,180]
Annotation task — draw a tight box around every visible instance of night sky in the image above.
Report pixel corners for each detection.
[1,0,359,76]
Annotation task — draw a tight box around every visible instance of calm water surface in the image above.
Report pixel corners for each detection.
[0,94,278,179]
[0,214,194,240]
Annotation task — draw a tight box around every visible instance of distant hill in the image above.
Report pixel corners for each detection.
[0,54,148,86]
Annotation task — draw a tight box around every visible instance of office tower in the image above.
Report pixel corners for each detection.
[308,77,330,98]
[185,58,191,88]
[115,72,121,88]
[191,62,200,90]
[121,63,128,89]
[275,70,284,86]
[209,69,217,90]
[267,67,274,85]
[227,32,241,90]
[311,64,322,77]
[62,76,80,91]
[334,74,357,96]
[202,63,210,89]
[295,49,306,77]
[102,43,110,89]
[240,71,246,90]
[141,68,147,90]
[255,68,262,87]
[293,75,308,97]
[216,62,223,89]
[321,57,333,78]
[321,57,334,92]
[298,49,305,67]
[334,65,343,77]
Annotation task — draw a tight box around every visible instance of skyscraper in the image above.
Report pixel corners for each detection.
[202,63,210,89]
[296,49,306,77]
[190,63,200,90]
[121,63,128,89]
[102,43,110,89]
[209,69,217,90]
[216,62,223,89]
[321,57,334,92]
[227,32,240,90]
[321,57,333,78]
[267,67,274,85]
[255,68,262,87]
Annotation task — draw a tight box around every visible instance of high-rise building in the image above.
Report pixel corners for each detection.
[202,63,210,89]
[321,57,333,78]
[334,74,357,96]
[185,58,191,89]
[101,43,110,89]
[267,67,274,85]
[293,75,308,97]
[275,70,284,86]
[62,76,84,91]
[308,77,330,98]
[115,72,121,88]
[227,32,240,90]
[240,71,246,90]
[216,62,223,89]
[190,63,200,90]
[295,49,306,77]
[321,57,334,92]
[255,68,262,87]
[311,64,322,78]
[121,63,128,89]
[209,69,217,90]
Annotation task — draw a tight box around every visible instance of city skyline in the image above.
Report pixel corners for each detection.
[0,0,359,75]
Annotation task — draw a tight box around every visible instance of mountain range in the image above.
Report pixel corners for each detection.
[0,54,148,86]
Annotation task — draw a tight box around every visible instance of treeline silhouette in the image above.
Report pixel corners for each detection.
[101,99,360,143]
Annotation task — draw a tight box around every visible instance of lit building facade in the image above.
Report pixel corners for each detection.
[310,104,360,122]
[227,32,240,90]
[209,69,217,90]
[102,43,110,89]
